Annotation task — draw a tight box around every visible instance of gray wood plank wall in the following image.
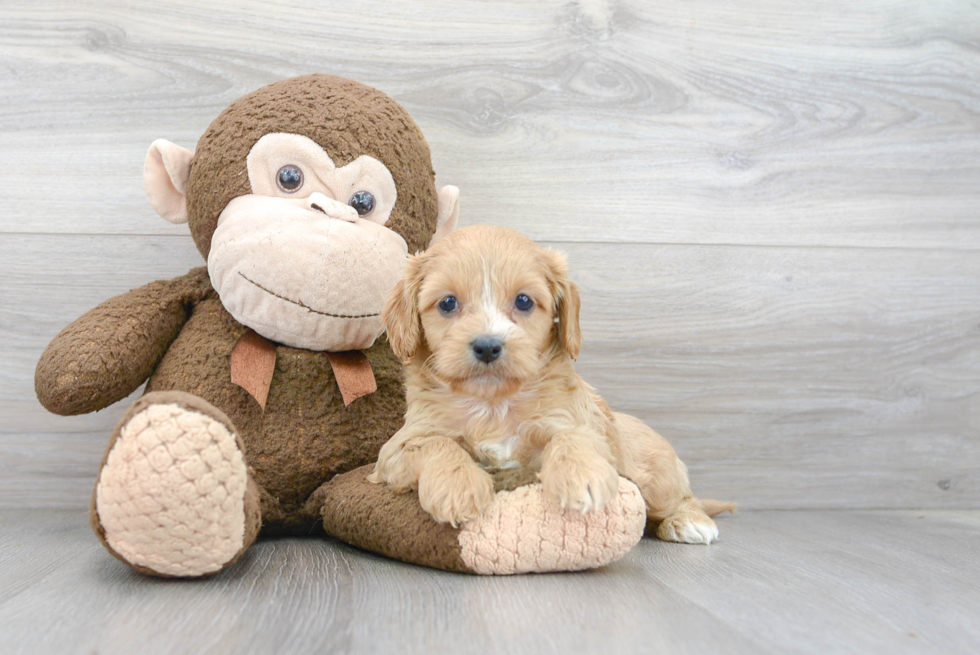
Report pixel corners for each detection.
[2,0,978,510]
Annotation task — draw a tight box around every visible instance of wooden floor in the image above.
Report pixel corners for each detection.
[1,509,977,655]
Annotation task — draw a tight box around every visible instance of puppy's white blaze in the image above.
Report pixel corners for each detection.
[480,268,515,338]
[485,307,514,338]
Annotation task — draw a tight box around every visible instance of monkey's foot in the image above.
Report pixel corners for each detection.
[320,467,646,574]
[92,392,260,577]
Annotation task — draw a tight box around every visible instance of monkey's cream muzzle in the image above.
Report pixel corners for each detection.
[208,194,408,352]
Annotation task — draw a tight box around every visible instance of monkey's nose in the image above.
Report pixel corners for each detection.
[306,192,357,223]
[471,337,503,364]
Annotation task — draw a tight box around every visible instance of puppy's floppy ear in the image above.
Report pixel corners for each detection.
[383,254,426,362]
[545,249,583,360]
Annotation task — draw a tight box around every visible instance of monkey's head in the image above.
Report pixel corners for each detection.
[142,75,458,352]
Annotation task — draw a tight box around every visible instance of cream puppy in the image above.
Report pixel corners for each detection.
[370,225,732,544]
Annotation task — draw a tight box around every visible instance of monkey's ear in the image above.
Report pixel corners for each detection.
[144,139,193,224]
[382,255,425,362]
[546,250,583,360]
[428,185,459,248]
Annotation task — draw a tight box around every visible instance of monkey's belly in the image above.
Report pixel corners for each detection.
[145,297,406,527]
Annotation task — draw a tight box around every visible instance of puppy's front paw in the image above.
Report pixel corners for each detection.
[418,463,495,527]
[369,436,422,493]
[541,454,620,513]
[367,455,416,493]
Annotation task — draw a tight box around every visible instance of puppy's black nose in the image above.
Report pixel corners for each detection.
[471,337,503,364]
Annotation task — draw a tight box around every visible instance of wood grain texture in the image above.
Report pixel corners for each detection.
[0,509,977,655]
[2,0,979,511]
[0,0,978,247]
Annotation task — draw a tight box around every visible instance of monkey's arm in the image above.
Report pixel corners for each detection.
[35,267,213,416]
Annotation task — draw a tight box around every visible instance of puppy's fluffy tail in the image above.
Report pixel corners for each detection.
[699,499,737,517]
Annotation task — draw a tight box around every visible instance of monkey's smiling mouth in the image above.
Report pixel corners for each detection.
[238,272,380,319]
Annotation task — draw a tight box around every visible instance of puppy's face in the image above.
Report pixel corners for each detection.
[416,241,555,394]
[383,226,582,398]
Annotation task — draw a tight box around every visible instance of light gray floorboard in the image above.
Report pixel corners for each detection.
[0,509,976,655]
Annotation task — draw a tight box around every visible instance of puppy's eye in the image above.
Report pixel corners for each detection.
[277,165,304,193]
[438,296,459,315]
[515,294,534,312]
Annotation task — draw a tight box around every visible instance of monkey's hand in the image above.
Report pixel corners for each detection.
[35,267,212,416]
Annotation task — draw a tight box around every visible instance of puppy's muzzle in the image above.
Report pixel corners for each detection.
[471,336,503,364]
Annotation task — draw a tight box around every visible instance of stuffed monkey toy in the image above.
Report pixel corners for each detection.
[35,75,646,577]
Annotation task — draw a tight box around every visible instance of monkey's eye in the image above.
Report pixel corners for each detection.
[276,165,304,193]
[515,294,534,312]
[438,296,459,315]
[348,190,375,216]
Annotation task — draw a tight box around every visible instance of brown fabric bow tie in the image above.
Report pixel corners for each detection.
[230,329,377,409]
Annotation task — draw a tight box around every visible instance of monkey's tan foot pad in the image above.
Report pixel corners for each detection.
[92,392,251,577]
[320,466,646,574]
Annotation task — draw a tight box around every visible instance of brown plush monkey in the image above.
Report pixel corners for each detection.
[35,75,645,577]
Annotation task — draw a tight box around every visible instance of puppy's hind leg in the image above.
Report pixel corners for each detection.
[612,412,733,545]
[655,497,720,545]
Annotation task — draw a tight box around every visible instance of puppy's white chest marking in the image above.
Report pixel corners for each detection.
[479,434,521,469]
[457,397,522,467]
